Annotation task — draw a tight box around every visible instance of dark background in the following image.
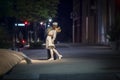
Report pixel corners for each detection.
[56,0,73,43]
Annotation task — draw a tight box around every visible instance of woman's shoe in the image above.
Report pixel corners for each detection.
[58,55,63,59]
[48,58,54,61]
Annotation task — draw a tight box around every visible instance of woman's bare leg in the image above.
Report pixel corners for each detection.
[48,49,54,60]
[53,48,62,59]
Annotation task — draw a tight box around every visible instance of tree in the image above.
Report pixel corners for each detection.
[0,25,12,48]
[0,0,12,18]
[0,0,60,48]
[6,0,59,21]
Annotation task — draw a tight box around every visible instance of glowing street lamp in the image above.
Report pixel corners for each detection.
[40,22,44,25]
[49,18,52,22]
[47,24,50,27]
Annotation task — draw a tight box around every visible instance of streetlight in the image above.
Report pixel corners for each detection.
[47,24,50,27]
[40,22,44,25]
[49,18,52,22]
[44,18,52,29]
[48,18,52,28]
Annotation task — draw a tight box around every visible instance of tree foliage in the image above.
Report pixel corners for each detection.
[0,0,59,21]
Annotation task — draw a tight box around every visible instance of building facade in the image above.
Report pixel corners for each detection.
[72,0,115,44]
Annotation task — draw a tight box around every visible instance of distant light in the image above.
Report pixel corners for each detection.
[47,24,50,27]
[49,18,52,22]
[40,22,43,25]
[18,23,25,26]
[24,21,28,25]
[22,39,25,44]
[15,23,17,26]
[15,23,25,26]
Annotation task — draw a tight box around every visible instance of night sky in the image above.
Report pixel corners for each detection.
[56,0,73,42]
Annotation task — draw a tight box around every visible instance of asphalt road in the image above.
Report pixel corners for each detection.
[3,43,120,80]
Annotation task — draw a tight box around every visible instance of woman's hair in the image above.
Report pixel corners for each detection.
[52,25,58,30]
